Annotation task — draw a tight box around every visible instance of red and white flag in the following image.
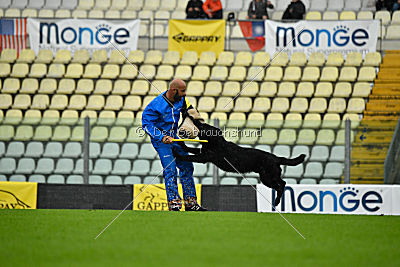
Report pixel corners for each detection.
[0,18,28,57]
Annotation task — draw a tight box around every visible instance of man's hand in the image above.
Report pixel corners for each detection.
[162,136,173,144]
[188,7,193,11]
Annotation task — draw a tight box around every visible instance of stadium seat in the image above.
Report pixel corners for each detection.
[93,79,112,95]
[155,65,174,80]
[101,64,119,79]
[277,129,296,145]
[340,11,356,20]
[198,51,216,66]
[283,66,301,81]
[304,162,323,179]
[210,66,228,80]
[392,11,400,24]
[29,175,46,183]
[83,64,101,78]
[124,176,142,184]
[271,97,289,113]
[305,11,322,20]
[289,97,308,113]
[123,95,141,111]
[131,159,150,175]
[333,82,352,97]
[352,82,371,97]
[252,52,270,66]
[47,63,65,78]
[197,97,216,112]
[323,11,338,20]
[321,113,341,129]
[0,63,11,77]
[76,78,95,95]
[329,146,344,162]
[265,66,283,81]
[62,142,81,158]
[308,52,325,66]
[234,52,252,66]
[203,81,222,96]
[174,65,192,80]
[2,78,20,93]
[227,112,246,128]
[35,158,54,174]
[363,52,381,66]
[0,49,17,63]
[104,95,123,110]
[345,52,362,66]
[54,158,74,175]
[234,97,252,112]
[92,159,112,175]
[227,66,246,81]
[386,25,400,39]
[284,164,304,179]
[13,94,31,110]
[327,98,346,113]
[301,67,320,81]
[112,80,131,95]
[320,67,338,82]
[375,10,391,25]
[11,63,29,78]
[38,78,57,94]
[216,51,234,66]
[252,97,270,113]
[91,50,108,64]
[144,50,162,65]
[277,82,296,97]
[315,129,335,145]
[296,129,315,145]
[210,112,227,127]
[51,125,71,141]
[309,146,329,162]
[308,98,327,113]
[186,81,204,96]
[347,98,365,113]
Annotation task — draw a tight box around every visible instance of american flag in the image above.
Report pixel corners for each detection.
[0,18,28,57]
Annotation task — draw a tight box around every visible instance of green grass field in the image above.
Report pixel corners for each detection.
[0,210,399,266]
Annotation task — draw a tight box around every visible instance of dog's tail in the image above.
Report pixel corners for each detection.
[276,154,306,166]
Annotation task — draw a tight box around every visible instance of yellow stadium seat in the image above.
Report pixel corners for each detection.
[64,63,83,79]
[352,82,371,97]
[36,49,53,64]
[314,82,333,97]
[303,113,321,129]
[210,66,228,80]
[215,97,234,112]
[265,66,283,81]
[320,67,338,82]
[308,52,325,66]
[228,66,246,81]
[95,0,111,10]
[357,11,373,20]
[271,52,289,66]
[305,11,321,20]
[123,95,142,111]
[54,50,71,64]
[104,95,123,110]
[316,129,335,145]
[227,112,246,128]
[68,95,86,110]
[392,11,400,24]
[112,80,131,95]
[192,66,210,81]
[12,94,31,109]
[259,82,277,97]
[148,80,167,95]
[338,67,357,82]
[31,95,49,110]
[277,129,296,145]
[75,79,94,95]
[308,98,327,113]
[180,51,198,65]
[340,11,356,20]
[341,113,360,129]
[20,78,39,94]
[97,111,116,126]
[78,0,95,10]
[296,129,316,144]
[162,51,180,65]
[121,10,137,19]
[137,65,156,80]
[240,82,258,97]
[91,50,108,64]
[22,109,41,125]
[42,110,61,126]
[29,63,46,78]
[327,98,346,113]
[160,0,176,11]
[252,52,270,66]
[277,82,296,97]
[210,112,227,126]
[335,129,354,145]
[86,95,105,110]
[301,66,320,81]
[59,110,78,125]
[144,50,162,65]
[47,64,65,78]
[203,81,222,96]
[333,82,352,97]
[265,113,283,128]
[101,64,120,79]
[290,97,308,113]
[283,66,301,81]
[11,63,29,78]
[128,50,144,64]
[50,94,69,110]
[0,94,12,109]
[321,113,341,129]
[198,51,216,66]
[143,0,159,11]
[119,64,138,79]
[2,78,20,93]
[0,49,17,63]
[0,63,11,77]
[347,98,365,113]
[385,25,400,39]
[105,10,121,19]
[234,97,252,112]
[246,66,264,81]
[323,11,338,20]
[363,52,381,66]
[197,97,215,112]
[93,79,112,95]
[375,10,391,25]
[72,50,90,64]
[258,129,277,145]
[117,111,135,126]
[296,82,314,97]
[326,53,344,66]
[358,67,376,82]
[174,65,192,80]
[131,80,149,95]
[127,0,143,11]
[186,96,197,108]
[109,50,126,64]
[344,52,362,66]
[253,97,270,113]
[38,78,57,94]
[271,97,289,113]
[186,81,204,96]
[234,52,252,66]
[221,81,240,97]
[289,52,307,66]
[82,64,101,78]
[4,109,23,125]
[216,51,234,66]
[246,112,265,128]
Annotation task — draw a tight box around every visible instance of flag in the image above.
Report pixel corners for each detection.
[0,18,28,57]
[238,20,265,52]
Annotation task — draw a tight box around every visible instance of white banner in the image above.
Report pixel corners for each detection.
[27,18,140,55]
[257,184,400,215]
[264,20,379,57]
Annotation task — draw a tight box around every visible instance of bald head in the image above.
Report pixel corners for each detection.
[167,79,187,103]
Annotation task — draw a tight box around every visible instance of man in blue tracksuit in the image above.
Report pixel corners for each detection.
[142,79,207,211]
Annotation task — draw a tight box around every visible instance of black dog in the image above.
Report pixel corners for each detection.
[173,117,306,206]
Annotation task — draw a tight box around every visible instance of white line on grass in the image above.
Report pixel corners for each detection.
[223,157,306,240]
[224,26,305,109]
[94,159,176,240]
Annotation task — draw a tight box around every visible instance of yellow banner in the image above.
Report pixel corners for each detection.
[168,19,225,57]
[0,182,37,209]
[133,184,202,211]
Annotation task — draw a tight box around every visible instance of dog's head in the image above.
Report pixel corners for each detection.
[189,116,225,144]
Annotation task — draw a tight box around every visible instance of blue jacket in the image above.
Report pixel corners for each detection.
[142,93,191,143]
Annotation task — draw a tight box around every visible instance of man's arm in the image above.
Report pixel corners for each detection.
[142,105,165,143]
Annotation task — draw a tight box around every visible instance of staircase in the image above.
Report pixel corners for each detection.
[350,50,400,184]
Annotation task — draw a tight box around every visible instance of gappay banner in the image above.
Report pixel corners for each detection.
[169,19,225,57]
[264,20,379,57]
[27,18,140,55]
[133,184,202,211]
[257,184,400,216]
[0,182,37,209]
